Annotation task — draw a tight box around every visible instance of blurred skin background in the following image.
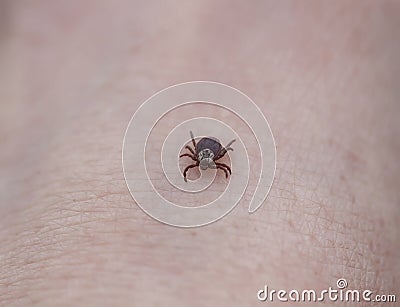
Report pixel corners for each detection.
[0,1,399,306]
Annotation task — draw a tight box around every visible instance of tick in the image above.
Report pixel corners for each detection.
[179,131,236,182]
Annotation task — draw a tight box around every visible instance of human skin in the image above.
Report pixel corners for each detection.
[0,1,399,306]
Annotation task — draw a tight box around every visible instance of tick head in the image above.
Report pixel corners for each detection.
[198,149,216,170]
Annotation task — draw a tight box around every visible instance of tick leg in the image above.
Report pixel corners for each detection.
[179,153,196,161]
[217,165,229,179]
[216,162,231,174]
[183,162,199,182]
[190,131,196,149]
[214,149,228,160]
[184,145,196,155]
[215,139,236,160]
[225,139,236,149]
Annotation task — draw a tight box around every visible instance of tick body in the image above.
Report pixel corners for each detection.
[179,131,235,182]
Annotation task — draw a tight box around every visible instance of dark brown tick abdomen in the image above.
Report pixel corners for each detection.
[196,137,222,156]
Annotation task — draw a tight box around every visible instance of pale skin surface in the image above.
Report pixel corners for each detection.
[0,1,399,306]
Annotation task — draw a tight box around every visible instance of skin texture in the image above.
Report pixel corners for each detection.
[1,1,399,306]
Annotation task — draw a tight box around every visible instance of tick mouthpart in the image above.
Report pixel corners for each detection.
[199,158,216,170]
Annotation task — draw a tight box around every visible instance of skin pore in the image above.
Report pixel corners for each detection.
[1,1,399,306]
